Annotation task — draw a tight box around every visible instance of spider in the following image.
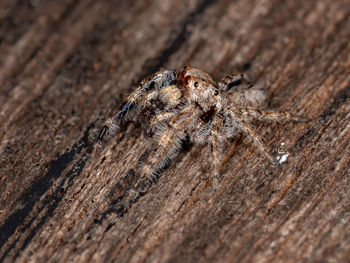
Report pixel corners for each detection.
[94,66,307,190]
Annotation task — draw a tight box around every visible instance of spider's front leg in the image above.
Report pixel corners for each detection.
[92,89,145,157]
[93,70,177,156]
[144,84,184,137]
[209,116,223,192]
[92,102,133,157]
[139,105,200,182]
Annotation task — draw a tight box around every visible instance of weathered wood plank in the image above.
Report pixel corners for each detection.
[0,0,349,262]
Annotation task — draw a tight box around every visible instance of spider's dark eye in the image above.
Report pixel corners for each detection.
[214,89,219,96]
[194,81,199,87]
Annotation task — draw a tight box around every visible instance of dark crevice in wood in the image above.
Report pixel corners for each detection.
[11,157,88,261]
[0,123,93,259]
[318,85,350,122]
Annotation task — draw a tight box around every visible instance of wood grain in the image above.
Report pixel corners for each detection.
[0,0,349,262]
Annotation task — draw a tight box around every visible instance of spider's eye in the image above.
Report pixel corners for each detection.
[194,81,199,87]
[214,89,219,96]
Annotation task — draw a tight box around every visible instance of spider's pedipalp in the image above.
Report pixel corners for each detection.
[159,85,183,108]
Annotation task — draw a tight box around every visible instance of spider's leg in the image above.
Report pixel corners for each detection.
[146,85,185,136]
[228,108,278,165]
[241,107,309,122]
[93,70,177,156]
[147,111,177,137]
[209,116,223,191]
[151,112,177,124]
[140,105,199,181]
[93,88,144,157]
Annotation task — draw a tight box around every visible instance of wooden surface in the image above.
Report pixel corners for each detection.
[0,0,349,262]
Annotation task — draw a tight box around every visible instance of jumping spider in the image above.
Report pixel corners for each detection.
[94,66,307,190]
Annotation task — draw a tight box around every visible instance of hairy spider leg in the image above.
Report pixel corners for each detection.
[228,108,278,165]
[145,85,185,136]
[147,112,178,136]
[209,116,223,191]
[93,70,177,156]
[92,88,144,157]
[140,105,200,181]
[150,112,177,124]
[241,107,309,122]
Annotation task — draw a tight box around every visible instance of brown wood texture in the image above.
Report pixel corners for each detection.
[0,0,349,262]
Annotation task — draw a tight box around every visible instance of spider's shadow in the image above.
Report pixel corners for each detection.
[100,133,193,222]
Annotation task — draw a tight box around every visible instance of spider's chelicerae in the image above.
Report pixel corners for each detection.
[94,66,307,190]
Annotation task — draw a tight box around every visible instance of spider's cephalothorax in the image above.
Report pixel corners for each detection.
[94,66,308,190]
[180,66,223,112]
